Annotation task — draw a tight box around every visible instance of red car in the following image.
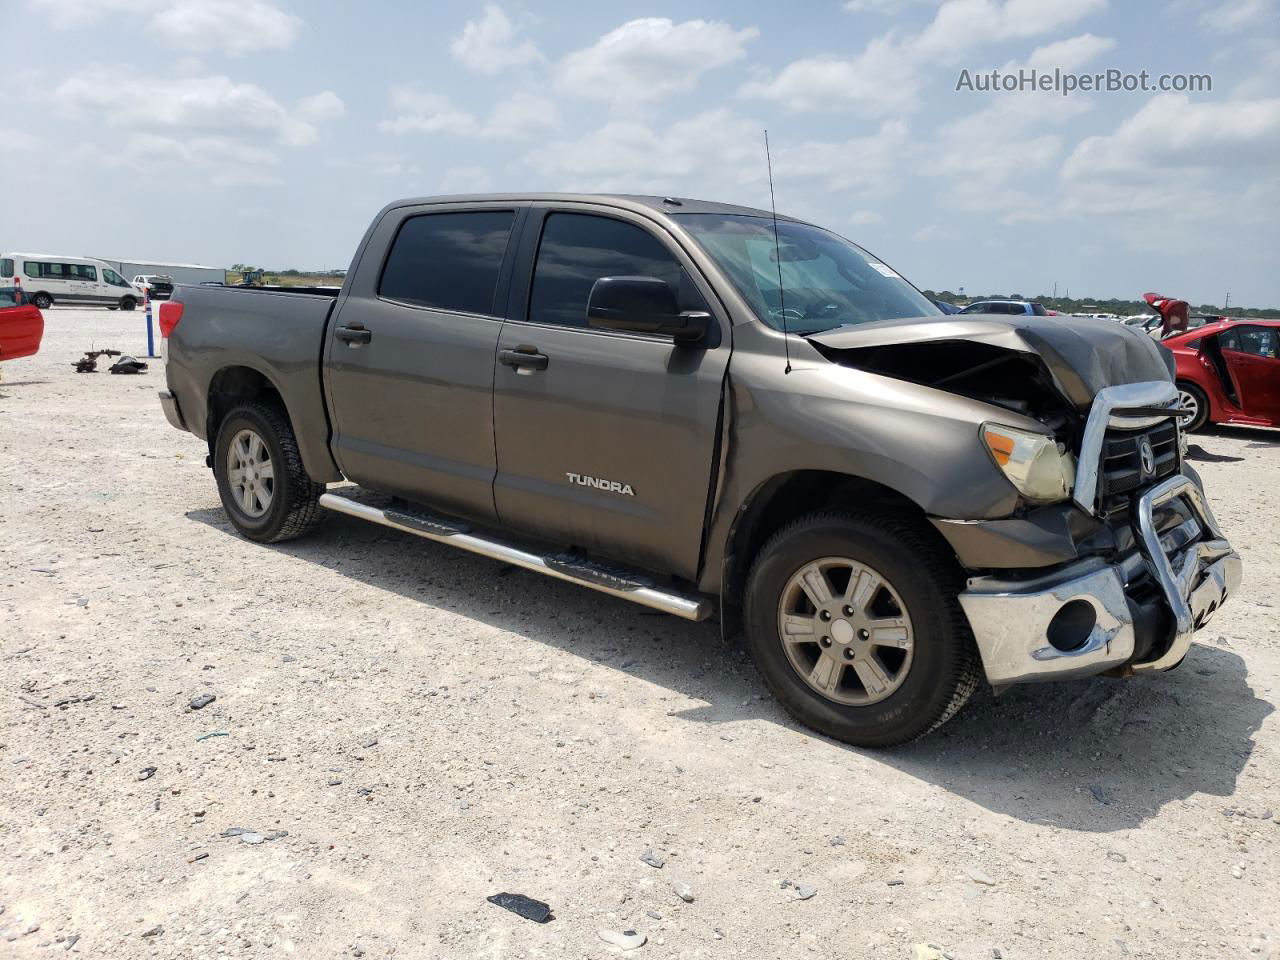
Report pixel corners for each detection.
[1163,319,1280,431]
[0,288,44,368]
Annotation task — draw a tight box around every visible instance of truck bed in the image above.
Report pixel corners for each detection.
[164,281,343,483]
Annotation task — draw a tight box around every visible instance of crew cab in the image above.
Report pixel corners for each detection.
[158,194,1241,746]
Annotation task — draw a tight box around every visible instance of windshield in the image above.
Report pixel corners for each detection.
[674,213,939,334]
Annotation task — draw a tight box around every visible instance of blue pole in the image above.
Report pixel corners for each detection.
[144,296,157,358]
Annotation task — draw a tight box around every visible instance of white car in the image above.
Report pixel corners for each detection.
[1,253,147,310]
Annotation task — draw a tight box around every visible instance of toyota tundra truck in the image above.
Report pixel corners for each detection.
[157,194,1241,747]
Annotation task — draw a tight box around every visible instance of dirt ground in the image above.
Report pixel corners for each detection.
[2,306,1277,959]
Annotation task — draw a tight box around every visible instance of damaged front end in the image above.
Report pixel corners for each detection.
[808,315,1242,688]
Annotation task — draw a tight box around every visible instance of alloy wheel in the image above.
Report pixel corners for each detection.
[777,557,915,706]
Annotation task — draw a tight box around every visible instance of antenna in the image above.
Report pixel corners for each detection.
[764,129,791,375]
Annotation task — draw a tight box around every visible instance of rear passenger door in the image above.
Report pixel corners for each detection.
[490,205,731,581]
[323,202,526,523]
[1219,325,1280,423]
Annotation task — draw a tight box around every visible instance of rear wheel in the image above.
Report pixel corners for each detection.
[213,402,324,543]
[1177,382,1209,432]
[32,292,52,310]
[744,511,980,747]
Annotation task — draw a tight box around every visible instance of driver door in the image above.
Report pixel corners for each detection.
[1220,325,1280,425]
[490,205,731,580]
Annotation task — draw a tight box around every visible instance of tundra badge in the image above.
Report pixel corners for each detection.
[566,472,635,496]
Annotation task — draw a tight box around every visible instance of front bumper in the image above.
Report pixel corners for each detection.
[960,474,1241,687]
[158,388,187,431]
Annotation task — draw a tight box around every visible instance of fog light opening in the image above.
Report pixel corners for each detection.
[1047,599,1097,652]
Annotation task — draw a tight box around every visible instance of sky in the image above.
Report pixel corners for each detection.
[3,0,1278,307]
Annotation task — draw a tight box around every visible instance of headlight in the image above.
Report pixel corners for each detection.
[981,423,1076,505]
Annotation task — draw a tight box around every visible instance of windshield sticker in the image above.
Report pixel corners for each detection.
[868,263,900,278]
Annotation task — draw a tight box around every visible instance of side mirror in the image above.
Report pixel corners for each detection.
[587,276,710,344]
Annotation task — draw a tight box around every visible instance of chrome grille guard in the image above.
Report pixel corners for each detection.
[1073,381,1179,515]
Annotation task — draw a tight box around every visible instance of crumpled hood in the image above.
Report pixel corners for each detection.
[807,313,1173,411]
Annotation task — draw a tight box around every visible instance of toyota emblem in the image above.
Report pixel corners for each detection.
[1138,436,1156,476]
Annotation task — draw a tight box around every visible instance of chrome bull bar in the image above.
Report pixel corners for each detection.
[960,474,1241,687]
[1130,474,1241,673]
[1073,380,1179,515]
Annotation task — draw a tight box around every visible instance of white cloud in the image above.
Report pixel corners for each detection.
[0,131,40,153]
[913,0,1108,60]
[914,33,1113,219]
[1199,0,1276,32]
[439,167,495,193]
[380,88,559,140]
[54,69,336,146]
[740,37,921,115]
[743,0,1107,114]
[1063,93,1280,177]
[297,91,346,123]
[30,0,301,55]
[450,4,542,74]
[554,18,758,104]
[848,210,884,225]
[843,0,928,11]
[149,0,300,55]
[1024,32,1116,71]
[103,132,281,186]
[527,109,762,193]
[771,121,913,195]
[28,0,154,27]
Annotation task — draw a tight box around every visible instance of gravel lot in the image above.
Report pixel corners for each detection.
[2,306,1277,959]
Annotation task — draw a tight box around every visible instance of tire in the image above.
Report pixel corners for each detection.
[108,305,118,311]
[120,297,137,311]
[1177,381,1209,432]
[213,401,324,543]
[32,292,52,310]
[743,511,981,748]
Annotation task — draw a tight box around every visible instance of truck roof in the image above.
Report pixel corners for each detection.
[378,193,807,224]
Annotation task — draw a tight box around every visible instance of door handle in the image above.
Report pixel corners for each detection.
[335,325,372,345]
[499,347,549,371]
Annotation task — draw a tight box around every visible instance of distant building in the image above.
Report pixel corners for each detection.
[96,257,224,286]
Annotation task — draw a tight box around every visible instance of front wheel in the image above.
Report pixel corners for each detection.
[1177,382,1210,432]
[213,402,325,543]
[119,297,137,311]
[744,511,980,747]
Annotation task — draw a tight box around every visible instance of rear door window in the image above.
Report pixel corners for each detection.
[379,210,516,315]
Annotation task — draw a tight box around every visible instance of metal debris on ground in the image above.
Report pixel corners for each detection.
[53,694,95,709]
[486,892,553,923]
[136,767,157,781]
[196,731,228,741]
[188,694,216,710]
[639,849,665,869]
[71,349,121,373]
[108,355,148,375]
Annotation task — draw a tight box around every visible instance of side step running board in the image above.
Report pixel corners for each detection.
[318,492,713,622]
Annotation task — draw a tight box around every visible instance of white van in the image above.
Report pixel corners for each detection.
[0,253,148,311]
